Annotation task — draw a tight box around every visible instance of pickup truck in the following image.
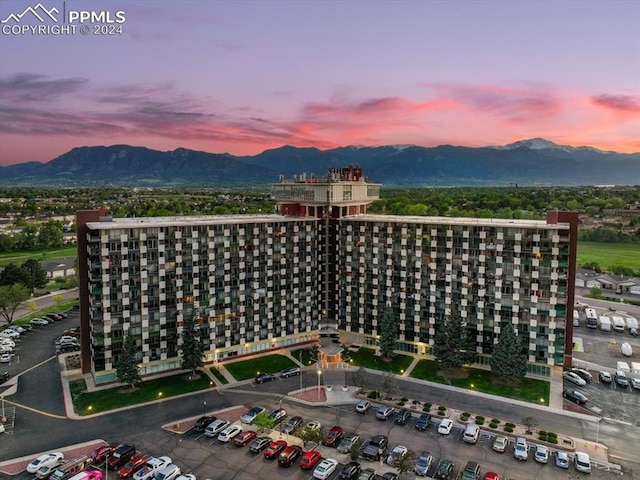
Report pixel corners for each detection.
[360,435,388,461]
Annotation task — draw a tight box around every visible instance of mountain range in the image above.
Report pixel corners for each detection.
[2,139,639,187]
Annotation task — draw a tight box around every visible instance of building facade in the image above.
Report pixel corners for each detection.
[77,169,577,384]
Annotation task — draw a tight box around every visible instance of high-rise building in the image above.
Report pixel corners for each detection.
[77,169,577,384]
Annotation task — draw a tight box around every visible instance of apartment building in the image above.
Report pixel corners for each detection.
[77,168,576,384]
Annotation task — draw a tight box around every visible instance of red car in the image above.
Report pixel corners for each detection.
[299,450,322,470]
[233,430,257,447]
[118,455,147,478]
[91,444,117,464]
[322,425,344,447]
[484,473,500,480]
[263,440,287,459]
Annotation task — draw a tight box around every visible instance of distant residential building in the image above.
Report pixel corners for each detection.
[42,257,76,279]
[77,168,578,384]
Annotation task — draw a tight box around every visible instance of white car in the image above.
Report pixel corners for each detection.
[563,371,586,386]
[27,453,65,473]
[153,464,181,480]
[205,419,229,437]
[0,353,11,363]
[574,452,591,473]
[0,345,13,354]
[514,437,528,461]
[386,445,408,466]
[240,406,266,424]
[0,338,16,347]
[7,326,25,334]
[631,377,640,390]
[312,458,338,479]
[555,451,569,469]
[0,330,19,339]
[31,318,50,326]
[175,475,196,480]
[534,445,549,464]
[133,456,172,480]
[437,419,453,435]
[217,424,242,442]
[305,420,321,432]
[36,460,65,479]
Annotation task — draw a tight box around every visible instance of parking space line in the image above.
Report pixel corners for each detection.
[1,397,67,419]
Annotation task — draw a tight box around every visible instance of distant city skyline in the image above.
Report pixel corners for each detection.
[1,0,639,166]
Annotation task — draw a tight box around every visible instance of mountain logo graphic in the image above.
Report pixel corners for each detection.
[1,3,59,23]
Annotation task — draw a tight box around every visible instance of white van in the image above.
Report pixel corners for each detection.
[463,423,480,444]
[611,316,626,332]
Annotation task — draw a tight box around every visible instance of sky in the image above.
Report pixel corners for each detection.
[0,0,639,166]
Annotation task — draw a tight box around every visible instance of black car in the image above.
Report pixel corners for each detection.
[339,461,361,479]
[460,461,480,480]
[394,410,411,425]
[255,372,276,384]
[356,469,376,480]
[194,415,216,432]
[434,459,454,480]
[563,389,588,405]
[107,444,136,470]
[0,371,10,384]
[382,473,399,480]
[277,445,302,467]
[249,436,272,453]
[415,413,430,431]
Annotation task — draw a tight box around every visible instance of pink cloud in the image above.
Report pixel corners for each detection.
[590,94,640,113]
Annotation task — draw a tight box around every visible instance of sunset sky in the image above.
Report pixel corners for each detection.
[1,0,639,166]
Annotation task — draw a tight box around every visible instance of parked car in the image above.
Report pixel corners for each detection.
[555,451,569,469]
[615,371,629,387]
[437,418,453,435]
[0,371,10,384]
[233,430,257,446]
[394,409,411,425]
[356,468,376,480]
[337,434,360,454]
[263,440,287,459]
[69,471,103,480]
[204,419,229,437]
[153,464,181,480]
[631,377,640,390]
[323,425,344,447]
[31,318,49,326]
[376,405,394,420]
[217,424,242,442]
[132,457,172,480]
[415,413,430,431]
[355,400,370,413]
[299,450,322,470]
[254,372,275,384]
[91,445,117,464]
[313,458,338,480]
[563,389,588,405]
[27,453,65,474]
[117,455,147,478]
[305,420,322,432]
[280,366,300,377]
[241,406,265,424]
[460,461,480,480]
[563,371,586,386]
[338,461,361,480]
[414,450,433,476]
[514,437,528,461]
[282,415,303,434]
[534,445,549,464]
[492,435,508,453]
[386,445,407,467]
[433,459,454,480]
[107,444,136,470]
[0,353,11,363]
[599,371,612,383]
[570,368,593,382]
[249,436,271,453]
[193,416,215,432]
[574,452,591,473]
[36,461,64,479]
[268,408,287,424]
[277,445,302,467]
[483,473,499,480]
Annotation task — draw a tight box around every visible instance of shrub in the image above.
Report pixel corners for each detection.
[462,412,471,417]
[475,418,485,425]
[412,400,421,405]
[539,430,547,436]
[539,433,548,441]
[401,397,409,402]
[505,422,515,428]
[491,418,500,424]
[424,402,432,409]
[397,401,405,406]
[548,437,558,444]
[422,406,430,412]
[367,390,380,399]
[547,432,557,439]
[504,426,514,433]
[475,415,485,422]
[489,422,498,428]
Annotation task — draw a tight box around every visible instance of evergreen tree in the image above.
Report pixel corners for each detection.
[115,333,141,389]
[378,304,398,361]
[433,309,477,369]
[396,449,416,478]
[181,310,205,376]
[491,323,528,381]
[0,263,28,287]
[21,259,48,292]
[0,283,30,325]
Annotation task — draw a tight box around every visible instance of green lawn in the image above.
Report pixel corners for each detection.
[577,241,640,271]
[209,367,229,385]
[0,245,77,267]
[70,373,213,415]
[223,354,296,381]
[290,348,315,367]
[349,347,413,374]
[14,298,78,325]
[410,359,549,404]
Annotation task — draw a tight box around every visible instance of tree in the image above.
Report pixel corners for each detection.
[253,411,275,432]
[490,323,528,381]
[37,220,64,248]
[21,259,48,293]
[432,309,477,370]
[180,310,204,376]
[379,304,398,361]
[0,263,28,287]
[349,438,361,461]
[396,449,416,478]
[115,334,141,390]
[298,425,324,447]
[352,366,368,391]
[589,286,602,298]
[522,416,538,435]
[0,283,30,325]
[378,372,399,400]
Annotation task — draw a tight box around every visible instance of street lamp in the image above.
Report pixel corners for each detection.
[317,370,322,400]
[203,400,206,417]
